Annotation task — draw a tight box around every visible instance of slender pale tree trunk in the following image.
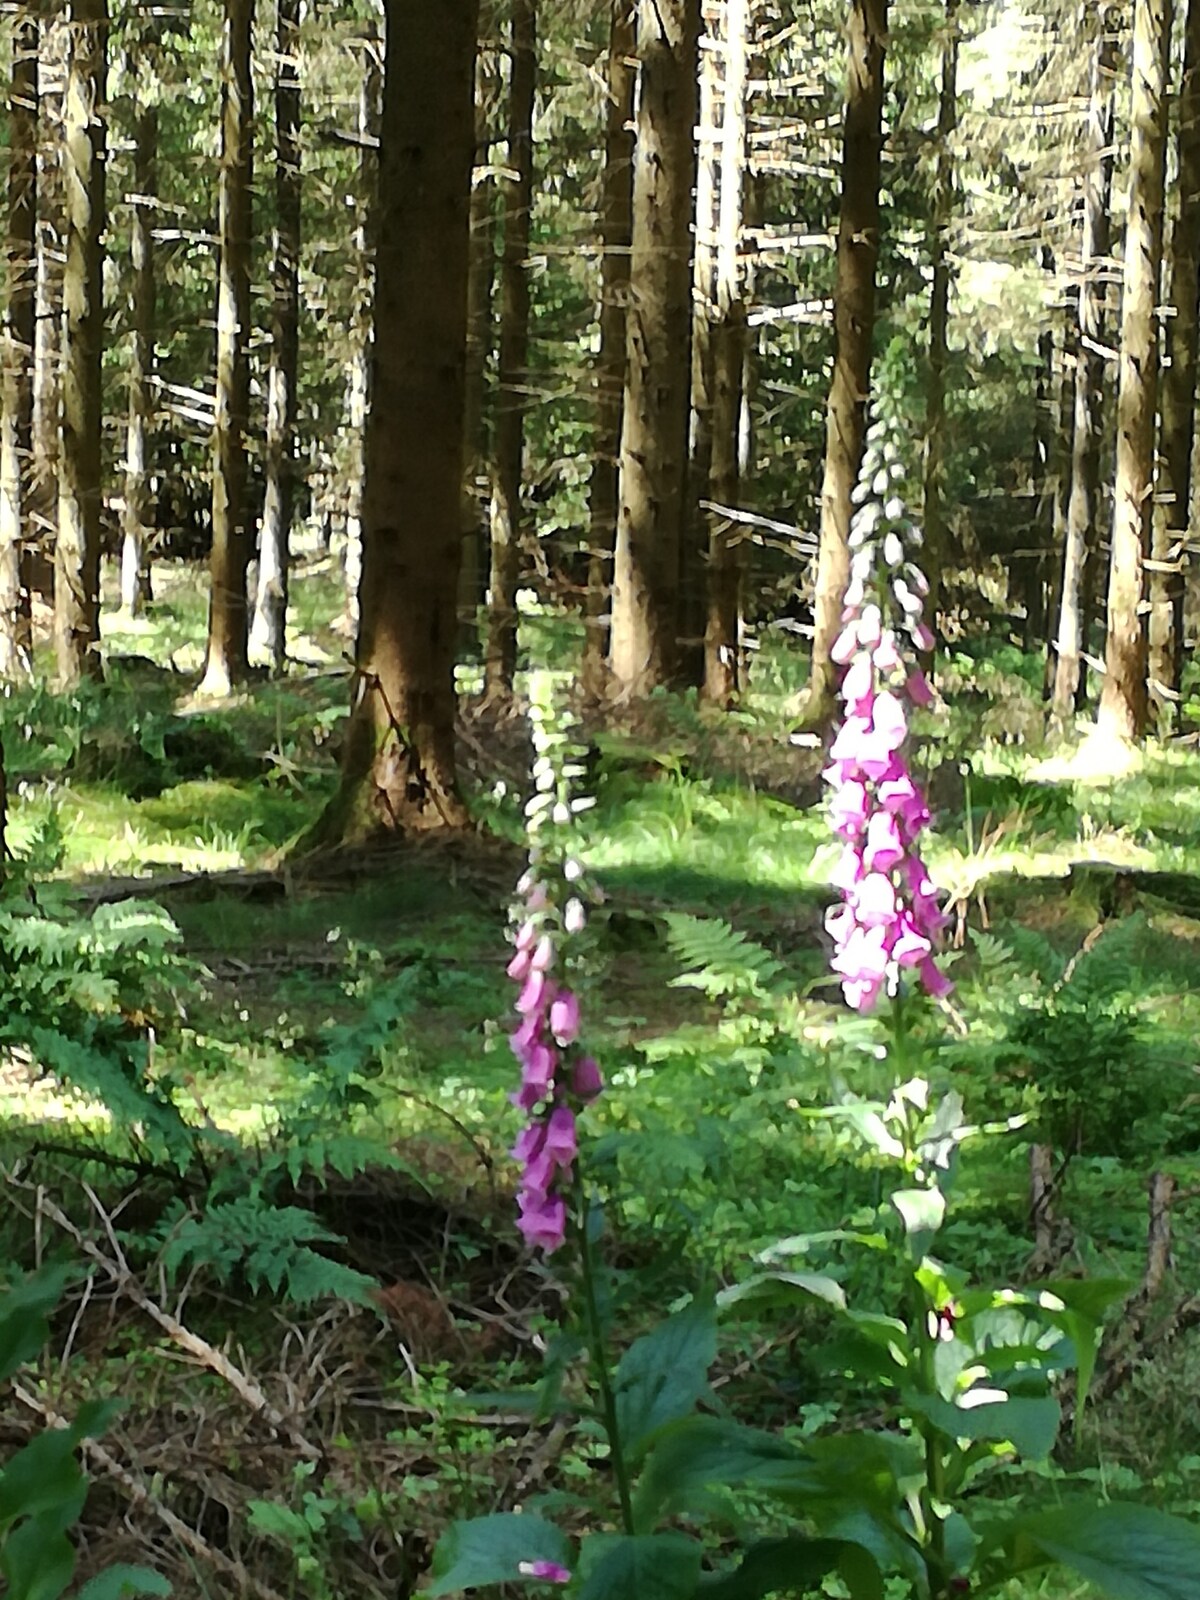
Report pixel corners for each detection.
[703,0,751,704]
[314,0,478,842]
[342,37,381,641]
[201,0,254,697]
[1051,17,1117,726]
[610,0,701,694]
[1148,0,1200,721]
[0,7,38,676]
[484,0,537,699]
[800,0,888,728]
[1098,0,1172,743]
[459,45,500,635]
[251,0,301,671]
[682,4,719,687]
[581,0,636,697]
[32,27,63,570]
[921,0,957,652]
[121,99,157,617]
[55,0,107,686]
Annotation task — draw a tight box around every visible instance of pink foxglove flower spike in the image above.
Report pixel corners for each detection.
[824,413,949,1014]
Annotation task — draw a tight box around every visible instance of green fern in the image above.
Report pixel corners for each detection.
[662,912,784,1001]
[153,1198,376,1307]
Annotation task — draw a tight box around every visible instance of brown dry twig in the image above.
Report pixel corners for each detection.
[11,1381,290,1600]
[11,1174,321,1463]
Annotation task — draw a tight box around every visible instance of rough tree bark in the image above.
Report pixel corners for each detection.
[1050,14,1117,727]
[200,0,254,697]
[1097,0,1172,743]
[800,0,888,728]
[121,96,157,618]
[609,0,701,694]
[581,0,636,696]
[484,0,537,699]
[458,45,500,633]
[0,6,38,675]
[313,0,478,842]
[1148,0,1200,720]
[341,36,381,642]
[250,0,302,671]
[703,0,751,704]
[32,15,65,563]
[55,0,107,686]
[921,0,957,651]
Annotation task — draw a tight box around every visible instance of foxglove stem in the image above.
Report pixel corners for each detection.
[574,1169,635,1536]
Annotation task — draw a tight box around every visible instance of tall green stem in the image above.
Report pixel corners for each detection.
[574,1174,635,1534]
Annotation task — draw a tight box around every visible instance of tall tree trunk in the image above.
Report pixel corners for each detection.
[121,100,157,618]
[1051,16,1117,726]
[32,17,65,569]
[0,7,38,676]
[341,38,381,642]
[609,0,701,694]
[201,0,254,697]
[1149,0,1200,721]
[581,0,636,697]
[703,0,751,704]
[55,0,107,686]
[682,2,719,688]
[458,45,500,637]
[484,0,537,699]
[921,0,957,653]
[314,0,478,842]
[800,0,888,728]
[1098,0,1172,743]
[251,0,302,671]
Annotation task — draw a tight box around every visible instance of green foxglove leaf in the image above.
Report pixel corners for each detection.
[424,1514,571,1596]
[1001,1503,1200,1600]
[717,1272,846,1315]
[698,1536,874,1600]
[613,1302,716,1462]
[76,1567,171,1600]
[907,1392,1060,1460]
[578,1534,701,1600]
[635,1417,817,1528]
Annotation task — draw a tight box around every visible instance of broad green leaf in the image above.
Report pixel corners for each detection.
[907,1392,1061,1460]
[717,1272,846,1316]
[635,1417,818,1527]
[613,1302,716,1462]
[77,1567,172,1600]
[0,1432,86,1530]
[578,1533,701,1600]
[755,1231,887,1263]
[1002,1503,1200,1600]
[0,1268,74,1384]
[698,1536,871,1600]
[424,1514,571,1596]
[0,1516,77,1600]
[1035,1278,1130,1414]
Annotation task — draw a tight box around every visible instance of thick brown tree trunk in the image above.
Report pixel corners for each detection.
[121,99,157,618]
[1098,0,1172,743]
[0,7,37,676]
[1051,17,1117,727]
[703,0,751,704]
[54,0,107,686]
[921,0,957,652]
[32,17,64,567]
[609,0,700,694]
[484,0,537,699]
[1148,0,1200,722]
[250,0,301,671]
[201,0,254,697]
[458,46,500,635]
[581,0,636,697]
[800,0,888,728]
[315,0,478,841]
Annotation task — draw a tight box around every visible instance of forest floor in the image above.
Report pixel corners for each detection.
[3,555,1200,1598]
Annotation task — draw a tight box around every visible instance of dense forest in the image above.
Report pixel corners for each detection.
[1,0,1200,1596]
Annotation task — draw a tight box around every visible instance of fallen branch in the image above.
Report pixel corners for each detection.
[11,1381,289,1600]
